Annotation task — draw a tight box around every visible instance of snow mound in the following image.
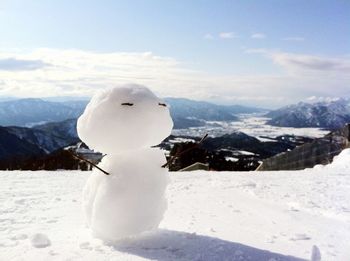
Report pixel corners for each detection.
[77,84,173,154]
[314,148,350,172]
[328,148,350,170]
[30,233,51,248]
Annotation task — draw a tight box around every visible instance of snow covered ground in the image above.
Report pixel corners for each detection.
[172,115,329,140]
[1,151,350,261]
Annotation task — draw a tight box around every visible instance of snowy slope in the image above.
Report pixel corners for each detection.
[0,151,349,261]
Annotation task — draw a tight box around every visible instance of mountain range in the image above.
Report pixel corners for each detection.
[164,98,264,128]
[0,97,264,165]
[1,96,349,168]
[0,124,313,171]
[0,98,86,127]
[0,97,264,129]
[0,120,80,161]
[0,127,45,162]
[267,99,350,129]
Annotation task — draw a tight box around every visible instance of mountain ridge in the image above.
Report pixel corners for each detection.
[266,99,350,129]
[0,97,264,129]
[0,98,86,127]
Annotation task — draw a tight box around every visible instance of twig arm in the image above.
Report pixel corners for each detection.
[67,149,110,175]
[162,133,208,168]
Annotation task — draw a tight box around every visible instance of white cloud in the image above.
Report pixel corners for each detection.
[246,48,350,73]
[0,58,49,71]
[282,37,305,42]
[271,52,350,73]
[0,48,348,109]
[204,33,214,40]
[271,52,350,75]
[0,49,194,98]
[251,33,266,39]
[219,32,237,39]
[242,49,350,105]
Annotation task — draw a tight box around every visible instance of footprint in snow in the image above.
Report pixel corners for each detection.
[80,242,93,250]
[14,199,26,205]
[287,202,300,212]
[10,234,28,241]
[240,181,257,188]
[289,233,311,241]
[30,233,51,248]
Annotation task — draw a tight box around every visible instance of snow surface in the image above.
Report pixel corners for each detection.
[1,150,350,260]
[172,115,329,140]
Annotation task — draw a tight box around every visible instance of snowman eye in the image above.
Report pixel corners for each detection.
[121,103,134,106]
[158,103,167,107]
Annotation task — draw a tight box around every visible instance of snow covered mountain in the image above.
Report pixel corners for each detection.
[6,126,76,153]
[267,99,350,129]
[165,98,263,120]
[165,98,264,129]
[0,120,312,171]
[0,97,264,129]
[0,120,79,164]
[33,118,78,143]
[0,98,86,127]
[0,127,46,162]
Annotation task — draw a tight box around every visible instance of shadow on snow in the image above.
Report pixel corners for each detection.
[110,229,307,261]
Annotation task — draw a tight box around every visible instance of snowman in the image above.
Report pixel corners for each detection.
[77,85,173,241]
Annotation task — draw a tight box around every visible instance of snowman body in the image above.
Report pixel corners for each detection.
[77,86,173,241]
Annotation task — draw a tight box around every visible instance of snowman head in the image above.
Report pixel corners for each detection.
[77,85,173,154]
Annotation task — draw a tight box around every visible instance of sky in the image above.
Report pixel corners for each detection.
[0,0,349,108]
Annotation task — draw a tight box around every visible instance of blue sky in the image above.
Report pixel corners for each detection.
[0,0,349,108]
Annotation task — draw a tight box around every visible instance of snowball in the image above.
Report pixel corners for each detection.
[82,149,169,241]
[30,233,51,248]
[77,85,173,154]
